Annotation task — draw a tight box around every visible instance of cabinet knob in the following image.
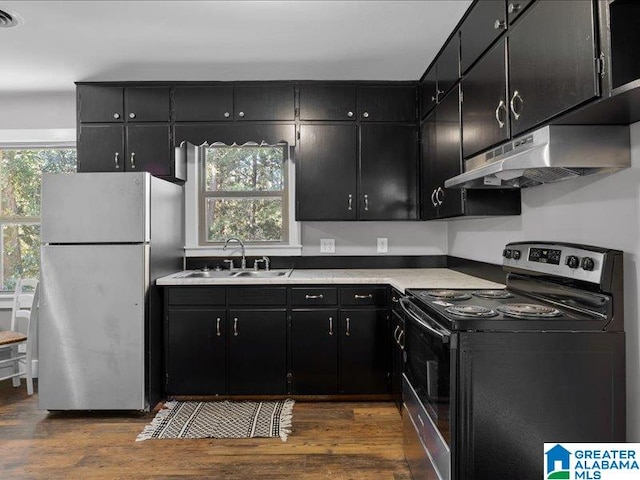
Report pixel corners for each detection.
[224,111,230,118]
[508,3,521,14]
[347,111,354,118]
[494,19,507,30]
[362,111,369,118]
[129,112,136,119]
[238,111,245,118]
[113,113,121,120]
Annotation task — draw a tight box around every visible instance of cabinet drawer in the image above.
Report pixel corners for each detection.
[291,287,338,306]
[228,287,287,306]
[340,287,387,306]
[168,287,226,306]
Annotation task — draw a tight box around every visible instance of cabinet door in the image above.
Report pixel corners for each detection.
[437,34,460,97]
[78,85,124,123]
[234,85,295,121]
[296,125,358,221]
[462,39,509,159]
[460,0,507,74]
[360,124,418,220]
[508,0,599,136]
[420,67,438,119]
[358,86,416,122]
[125,87,171,122]
[420,112,439,220]
[77,124,124,172]
[126,125,172,176]
[166,309,226,395]
[228,310,287,394]
[340,309,389,394]
[435,87,464,219]
[173,86,234,121]
[299,85,357,121]
[291,310,339,394]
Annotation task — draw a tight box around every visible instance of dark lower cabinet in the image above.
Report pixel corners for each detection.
[340,309,389,394]
[166,309,226,395]
[391,309,405,411]
[291,309,339,394]
[228,309,287,395]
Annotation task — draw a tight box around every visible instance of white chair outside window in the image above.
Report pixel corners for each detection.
[0,278,39,395]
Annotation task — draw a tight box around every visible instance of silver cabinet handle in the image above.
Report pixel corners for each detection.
[130,152,136,169]
[305,294,324,299]
[329,317,334,336]
[398,330,405,350]
[129,112,136,119]
[436,186,444,205]
[216,317,221,337]
[347,111,354,118]
[495,100,506,128]
[364,194,369,211]
[508,3,521,14]
[354,294,373,299]
[510,90,523,120]
[348,194,353,211]
[238,111,245,118]
[393,325,401,342]
[362,111,369,118]
[223,112,230,118]
[113,112,121,120]
[494,19,507,30]
[233,317,238,336]
[114,152,120,169]
[392,296,399,303]
[431,189,438,207]
[345,317,350,336]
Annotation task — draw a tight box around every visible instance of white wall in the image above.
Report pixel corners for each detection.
[0,92,76,130]
[447,121,640,442]
[301,221,447,256]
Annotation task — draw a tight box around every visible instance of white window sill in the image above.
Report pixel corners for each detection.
[185,244,303,257]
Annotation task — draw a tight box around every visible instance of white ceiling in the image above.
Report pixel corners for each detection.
[0,0,472,94]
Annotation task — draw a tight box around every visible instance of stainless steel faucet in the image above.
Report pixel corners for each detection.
[223,237,246,270]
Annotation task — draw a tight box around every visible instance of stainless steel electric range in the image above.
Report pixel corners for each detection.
[400,241,626,480]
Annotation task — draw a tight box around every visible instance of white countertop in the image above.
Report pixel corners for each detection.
[156,268,504,293]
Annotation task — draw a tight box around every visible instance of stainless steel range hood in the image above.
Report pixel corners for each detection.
[444,125,630,189]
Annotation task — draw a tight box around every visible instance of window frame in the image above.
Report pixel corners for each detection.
[198,143,290,246]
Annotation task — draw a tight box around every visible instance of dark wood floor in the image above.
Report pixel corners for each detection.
[0,381,411,479]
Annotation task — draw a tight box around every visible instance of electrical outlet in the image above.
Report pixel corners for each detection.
[320,238,335,254]
[377,237,388,253]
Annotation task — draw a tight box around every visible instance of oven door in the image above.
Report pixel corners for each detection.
[400,297,452,480]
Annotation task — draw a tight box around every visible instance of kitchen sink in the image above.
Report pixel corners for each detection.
[176,270,237,278]
[232,270,292,278]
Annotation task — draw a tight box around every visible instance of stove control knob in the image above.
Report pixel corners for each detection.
[512,249,521,260]
[581,257,595,271]
[503,249,512,259]
[566,255,580,269]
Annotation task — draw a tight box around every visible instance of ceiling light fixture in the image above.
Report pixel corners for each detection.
[0,8,23,28]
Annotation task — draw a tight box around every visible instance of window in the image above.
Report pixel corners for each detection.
[200,145,288,244]
[0,148,76,291]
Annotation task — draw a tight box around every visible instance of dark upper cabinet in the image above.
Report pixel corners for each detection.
[78,85,124,123]
[508,0,600,136]
[358,86,416,122]
[228,309,287,395]
[291,309,339,394]
[234,85,295,121]
[166,309,226,395]
[506,0,533,25]
[339,309,389,394]
[296,124,358,221]
[460,0,507,74]
[420,109,438,220]
[173,86,234,121]
[77,125,124,172]
[127,125,172,177]
[299,85,357,121]
[124,87,171,122]
[360,124,418,220]
[461,39,509,159]
[420,34,460,120]
[420,67,439,118]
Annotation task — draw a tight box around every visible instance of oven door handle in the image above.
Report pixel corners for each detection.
[399,297,451,342]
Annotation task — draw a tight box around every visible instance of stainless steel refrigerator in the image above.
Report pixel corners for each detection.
[38,172,183,410]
